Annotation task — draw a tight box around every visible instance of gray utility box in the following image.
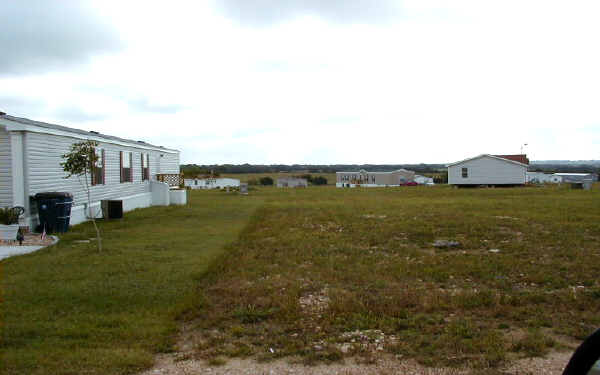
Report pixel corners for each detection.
[101,200,123,219]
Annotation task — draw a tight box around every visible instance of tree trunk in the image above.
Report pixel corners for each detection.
[84,170,102,252]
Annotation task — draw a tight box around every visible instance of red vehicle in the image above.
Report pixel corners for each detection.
[400,181,418,186]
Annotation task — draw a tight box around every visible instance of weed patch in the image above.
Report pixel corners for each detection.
[191,186,600,371]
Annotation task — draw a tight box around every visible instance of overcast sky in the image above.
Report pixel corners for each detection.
[1,1,599,164]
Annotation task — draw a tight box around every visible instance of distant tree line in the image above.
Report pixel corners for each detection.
[180,163,447,177]
[528,164,600,174]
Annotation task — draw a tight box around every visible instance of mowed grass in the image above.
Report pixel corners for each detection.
[0,191,263,375]
[194,185,600,370]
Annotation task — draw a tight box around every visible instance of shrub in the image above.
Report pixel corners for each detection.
[259,176,274,186]
[0,207,20,225]
[311,176,327,185]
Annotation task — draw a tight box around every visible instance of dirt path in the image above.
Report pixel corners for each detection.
[139,351,572,375]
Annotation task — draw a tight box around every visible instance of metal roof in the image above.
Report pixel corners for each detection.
[446,154,529,168]
[0,113,179,153]
[553,173,594,176]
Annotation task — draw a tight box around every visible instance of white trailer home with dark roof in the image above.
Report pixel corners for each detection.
[447,154,528,186]
[0,113,184,230]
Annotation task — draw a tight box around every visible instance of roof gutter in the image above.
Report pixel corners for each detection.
[0,118,179,154]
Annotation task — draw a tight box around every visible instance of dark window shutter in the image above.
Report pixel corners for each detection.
[120,151,123,183]
[102,149,106,184]
[91,148,96,186]
[130,152,133,182]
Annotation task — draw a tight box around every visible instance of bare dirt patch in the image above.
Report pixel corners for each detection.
[502,351,571,375]
[139,351,575,375]
[139,354,469,375]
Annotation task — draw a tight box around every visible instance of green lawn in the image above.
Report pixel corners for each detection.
[1,190,263,375]
[3,185,600,374]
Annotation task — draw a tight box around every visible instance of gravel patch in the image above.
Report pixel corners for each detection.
[138,351,575,375]
[501,351,571,374]
[139,355,467,375]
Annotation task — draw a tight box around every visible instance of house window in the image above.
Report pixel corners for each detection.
[462,167,468,178]
[141,153,150,181]
[92,148,105,185]
[120,151,133,183]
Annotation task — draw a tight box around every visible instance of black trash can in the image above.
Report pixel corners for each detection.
[35,192,73,233]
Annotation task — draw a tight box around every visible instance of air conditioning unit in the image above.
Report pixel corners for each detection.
[101,200,123,219]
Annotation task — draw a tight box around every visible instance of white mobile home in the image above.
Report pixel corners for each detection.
[447,154,528,186]
[414,175,435,185]
[336,169,415,187]
[526,172,562,184]
[184,178,240,189]
[552,173,597,183]
[0,113,183,230]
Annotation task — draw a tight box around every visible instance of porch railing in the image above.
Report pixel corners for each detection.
[156,173,184,187]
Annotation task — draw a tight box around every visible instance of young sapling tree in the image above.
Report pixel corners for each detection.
[61,140,102,251]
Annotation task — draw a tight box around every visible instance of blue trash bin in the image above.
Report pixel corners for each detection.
[35,192,73,233]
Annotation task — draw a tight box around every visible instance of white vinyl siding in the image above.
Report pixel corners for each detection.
[0,126,12,207]
[448,156,526,185]
[25,132,160,207]
[158,152,180,174]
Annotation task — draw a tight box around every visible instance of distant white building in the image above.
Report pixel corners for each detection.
[277,177,307,188]
[184,178,240,190]
[447,154,528,186]
[552,173,597,183]
[526,172,561,184]
[336,169,415,187]
[414,175,435,185]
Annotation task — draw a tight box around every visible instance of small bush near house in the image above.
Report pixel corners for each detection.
[259,176,274,186]
[0,207,20,225]
[311,176,328,185]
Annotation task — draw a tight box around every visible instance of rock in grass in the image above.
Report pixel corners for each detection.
[433,240,461,248]
[489,249,501,253]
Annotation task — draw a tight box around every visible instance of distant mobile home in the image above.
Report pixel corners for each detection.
[0,113,183,230]
[277,177,307,188]
[447,154,528,186]
[336,169,415,187]
[526,172,561,184]
[184,178,240,190]
[552,173,598,183]
[414,175,435,185]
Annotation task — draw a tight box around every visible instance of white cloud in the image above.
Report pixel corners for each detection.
[1,0,599,163]
[0,1,122,75]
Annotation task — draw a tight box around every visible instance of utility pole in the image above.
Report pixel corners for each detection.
[520,143,528,154]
